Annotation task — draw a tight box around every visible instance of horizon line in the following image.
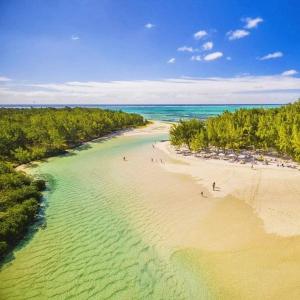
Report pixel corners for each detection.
[0,103,285,106]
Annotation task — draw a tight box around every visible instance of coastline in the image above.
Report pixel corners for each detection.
[152,129,300,299]
[15,122,154,174]
[157,139,300,237]
[4,120,300,299]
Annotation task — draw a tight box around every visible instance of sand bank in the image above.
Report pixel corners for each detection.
[157,140,300,237]
[111,121,300,299]
[124,120,171,136]
[10,121,300,299]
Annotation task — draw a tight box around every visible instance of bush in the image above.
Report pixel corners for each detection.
[32,179,46,191]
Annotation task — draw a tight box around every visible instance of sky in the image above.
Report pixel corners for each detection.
[0,0,299,104]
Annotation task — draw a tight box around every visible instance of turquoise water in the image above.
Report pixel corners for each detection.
[2,104,281,121]
[0,133,213,299]
[0,104,281,299]
[98,104,280,121]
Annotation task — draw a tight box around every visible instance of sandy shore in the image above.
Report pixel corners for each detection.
[15,121,171,173]
[157,140,300,237]
[14,120,300,299]
[124,121,300,299]
[124,120,172,136]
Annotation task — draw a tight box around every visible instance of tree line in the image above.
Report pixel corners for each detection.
[0,107,146,164]
[0,107,146,260]
[170,100,300,162]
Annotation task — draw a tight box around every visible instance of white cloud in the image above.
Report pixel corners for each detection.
[71,35,80,41]
[145,23,155,29]
[281,69,298,76]
[227,29,250,40]
[243,17,263,29]
[191,55,202,61]
[167,58,176,64]
[177,46,195,52]
[226,56,232,61]
[1,75,300,104]
[259,51,283,60]
[202,41,213,51]
[194,30,207,40]
[203,52,223,61]
[0,76,11,82]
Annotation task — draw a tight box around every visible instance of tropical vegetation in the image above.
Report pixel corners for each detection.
[0,161,45,259]
[170,100,300,162]
[0,107,146,260]
[0,107,146,164]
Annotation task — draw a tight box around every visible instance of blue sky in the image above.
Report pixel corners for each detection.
[0,0,299,104]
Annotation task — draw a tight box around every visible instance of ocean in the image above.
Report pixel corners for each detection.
[0,104,281,121]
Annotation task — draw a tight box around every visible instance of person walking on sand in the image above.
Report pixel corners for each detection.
[212,182,215,191]
[123,156,126,161]
[201,191,204,197]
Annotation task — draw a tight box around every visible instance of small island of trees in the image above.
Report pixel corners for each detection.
[170,100,300,162]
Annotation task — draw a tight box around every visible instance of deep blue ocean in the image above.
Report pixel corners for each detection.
[1,104,281,121]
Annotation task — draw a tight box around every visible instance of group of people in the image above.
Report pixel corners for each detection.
[122,143,164,164]
[200,181,216,197]
[151,157,164,163]
[123,143,217,198]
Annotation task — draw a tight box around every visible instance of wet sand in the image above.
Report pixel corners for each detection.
[119,121,300,299]
[153,132,300,299]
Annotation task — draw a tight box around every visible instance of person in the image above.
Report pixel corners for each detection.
[201,191,204,197]
[123,156,126,161]
[212,182,215,191]
[151,158,154,162]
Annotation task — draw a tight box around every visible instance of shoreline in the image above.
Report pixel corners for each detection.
[18,120,300,238]
[2,120,300,299]
[156,139,300,237]
[15,122,156,174]
[171,146,299,171]
[122,122,300,299]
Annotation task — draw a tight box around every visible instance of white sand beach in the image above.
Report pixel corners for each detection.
[157,139,300,237]
[12,120,300,299]
[121,121,300,299]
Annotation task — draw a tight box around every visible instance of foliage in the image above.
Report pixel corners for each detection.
[169,100,300,161]
[0,161,44,259]
[0,107,146,260]
[0,107,146,163]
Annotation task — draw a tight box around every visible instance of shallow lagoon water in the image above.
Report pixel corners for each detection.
[0,133,213,300]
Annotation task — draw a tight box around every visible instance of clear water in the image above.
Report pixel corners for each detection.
[0,104,280,299]
[1,104,281,121]
[98,104,280,121]
[0,134,213,300]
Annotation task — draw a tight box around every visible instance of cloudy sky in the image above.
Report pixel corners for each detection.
[0,0,299,104]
